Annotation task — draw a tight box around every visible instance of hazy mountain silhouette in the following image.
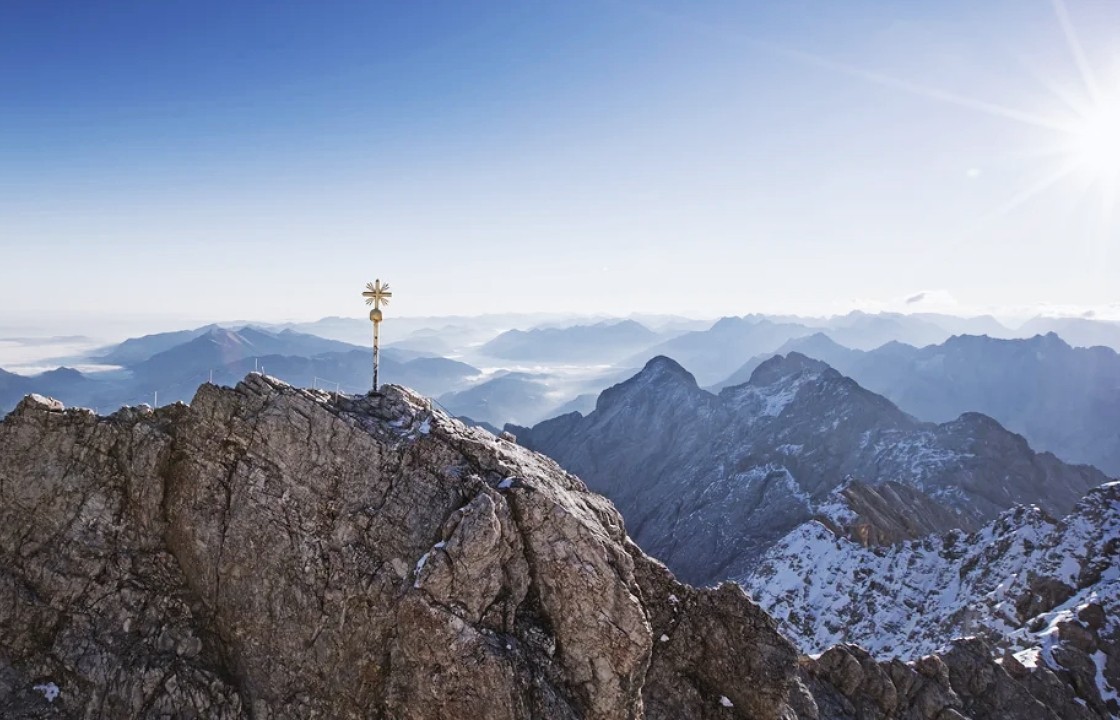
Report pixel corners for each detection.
[819,310,949,350]
[1017,315,1120,351]
[438,372,556,427]
[3,327,479,414]
[627,317,818,385]
[480,320,663,363]
[94,325,221,365]
[717,332,1120,475]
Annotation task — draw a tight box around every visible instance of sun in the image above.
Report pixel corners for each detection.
[1067,96,1120,180]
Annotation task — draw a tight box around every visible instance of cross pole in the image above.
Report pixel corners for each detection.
[362,279,393,392]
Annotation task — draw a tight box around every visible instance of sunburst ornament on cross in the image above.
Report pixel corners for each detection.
[362,279,393,392]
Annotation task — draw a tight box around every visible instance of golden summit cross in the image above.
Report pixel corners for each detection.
[363,279,392,311]
[362,279,393,392]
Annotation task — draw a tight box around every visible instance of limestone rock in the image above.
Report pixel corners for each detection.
[0,376,798,719]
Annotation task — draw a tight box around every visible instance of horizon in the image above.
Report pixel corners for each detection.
[3,303,1117,412]
[3,304,1118,354]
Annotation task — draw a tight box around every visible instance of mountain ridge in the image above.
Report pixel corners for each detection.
[513,353,1110,586]
[745,482,1120,717]
[717,332,1120,475]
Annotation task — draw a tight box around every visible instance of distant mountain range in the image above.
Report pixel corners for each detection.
[1019,316,1120,351]
[716,332,1120,475]
[280,313,576,348]
[0,367,90,411]
[511,354,1109,585]
[9,311,1120,442]
[479,319,666,363]
[437,366,633,427]
[94,324,222,365]
[622,311,1024,386]
[437,372,555,428]
[0,326,481,414]
[129,326,361,381]
[626,317,818,385]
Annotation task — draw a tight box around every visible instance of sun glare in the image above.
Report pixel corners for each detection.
[1068,96,1120,179]
[765,0,1120,233]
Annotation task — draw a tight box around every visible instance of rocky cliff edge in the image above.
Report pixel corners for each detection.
[0,375,795,719]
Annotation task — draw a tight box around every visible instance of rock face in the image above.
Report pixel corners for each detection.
[818,480,978,547]
[0,376,800,719]
[512,354,1108,586]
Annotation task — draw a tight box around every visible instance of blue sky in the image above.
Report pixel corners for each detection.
[2,0,1118,330]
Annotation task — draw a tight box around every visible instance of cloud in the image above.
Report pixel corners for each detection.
[899,289,959,309]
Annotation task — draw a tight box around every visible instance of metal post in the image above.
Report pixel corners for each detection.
[361,279,392,394]
[373,319,380,392]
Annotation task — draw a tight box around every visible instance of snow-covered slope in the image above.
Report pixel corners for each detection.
[746,482,1120,717]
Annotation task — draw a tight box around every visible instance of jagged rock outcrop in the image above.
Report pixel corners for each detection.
[800,637,1107,720]
[0,377,803,719]
[817,480,979,547]
[512,354,1108,585]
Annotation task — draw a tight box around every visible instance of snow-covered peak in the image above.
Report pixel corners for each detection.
[718,353,831,420]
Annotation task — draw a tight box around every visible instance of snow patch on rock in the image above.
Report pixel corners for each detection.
[33,682,59,703]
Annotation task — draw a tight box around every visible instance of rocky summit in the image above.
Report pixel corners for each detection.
[0,375,798,719]
[0,374,1114,719]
